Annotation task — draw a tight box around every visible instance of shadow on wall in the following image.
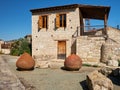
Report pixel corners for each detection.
[71,40,76,54]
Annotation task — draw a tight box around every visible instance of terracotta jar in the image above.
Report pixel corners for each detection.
[16,52,35,70]
[64,54,82,71]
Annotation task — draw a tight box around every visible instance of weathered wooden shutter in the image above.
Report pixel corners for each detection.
[56,14,60,28]
[38,16,43,29]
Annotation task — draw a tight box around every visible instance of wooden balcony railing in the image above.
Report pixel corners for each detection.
[72,25,107,38]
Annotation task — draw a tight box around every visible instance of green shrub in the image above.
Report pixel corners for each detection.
[92,64,99,67]
[10,38,31,56]
[82,63,99,67]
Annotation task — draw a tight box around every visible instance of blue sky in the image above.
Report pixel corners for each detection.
[0,0,119,41]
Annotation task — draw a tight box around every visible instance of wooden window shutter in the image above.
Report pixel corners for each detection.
[56,14,60,28]
[38,16,43,29]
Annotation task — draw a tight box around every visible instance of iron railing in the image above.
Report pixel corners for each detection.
[72,25,106,38]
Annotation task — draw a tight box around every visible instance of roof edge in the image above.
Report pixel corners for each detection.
[30,4,110,13]
[30,4,79,13]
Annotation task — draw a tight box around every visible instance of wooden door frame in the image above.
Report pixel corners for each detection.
[57,40,66,59]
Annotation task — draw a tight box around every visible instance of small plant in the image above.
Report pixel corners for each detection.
[82,63,92,67]
[92,64,99,67]
[82,63,99,67]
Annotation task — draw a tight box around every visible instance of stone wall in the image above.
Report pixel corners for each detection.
[96,27,120,63]
[76,36,105,63]
[101,39,120,63]
[33,55,55,61]
[32,5,120,65]
[1,49,10,54]
[107,27,120,43]
[95,27,120,43]
[32,8,80,59]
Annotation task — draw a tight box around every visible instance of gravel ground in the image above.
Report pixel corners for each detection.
[1,55,120,90]
[0,56,25,90]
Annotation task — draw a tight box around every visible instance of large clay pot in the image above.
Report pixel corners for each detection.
[64,54,82,71]
[16,52,35,70]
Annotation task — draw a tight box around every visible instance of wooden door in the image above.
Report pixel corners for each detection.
[57,41,66,59]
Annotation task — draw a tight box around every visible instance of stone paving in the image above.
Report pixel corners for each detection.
[1,55,120,90]
[1,55,95,90]
[0,56,25,90]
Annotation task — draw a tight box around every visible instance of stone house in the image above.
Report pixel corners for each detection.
[30,4,116,67]
[24,34,32,44]
[1,43,11,54]
[0,40,11,54]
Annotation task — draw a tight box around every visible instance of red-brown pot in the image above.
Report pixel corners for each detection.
[16,52,35,70]
[64,54,82,71]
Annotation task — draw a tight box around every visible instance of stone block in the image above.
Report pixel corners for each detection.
[99,67,113,76]
[87,58,99,62]
[35,61,49,69]
[107,60,118,67]
[49,59,64,69]
[87,70,113,90]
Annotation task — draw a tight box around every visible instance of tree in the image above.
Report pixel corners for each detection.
[10,38,31,56]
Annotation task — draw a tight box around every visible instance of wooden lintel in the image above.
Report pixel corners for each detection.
[54,39,69,41]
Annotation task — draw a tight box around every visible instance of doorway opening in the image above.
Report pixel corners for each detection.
[57,41,66,59]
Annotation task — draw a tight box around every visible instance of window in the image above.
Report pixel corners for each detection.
[56,14,66,28]
[38,15,48,29]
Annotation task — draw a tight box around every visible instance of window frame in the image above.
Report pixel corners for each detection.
[38,15,48,29]
[56,13,66,28]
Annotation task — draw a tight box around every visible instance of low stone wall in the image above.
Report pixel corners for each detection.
[33,55,55,68]
[1,49,10,54]
[33,55,64,68]
[33,55,55,61]
[76,36,105,63]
